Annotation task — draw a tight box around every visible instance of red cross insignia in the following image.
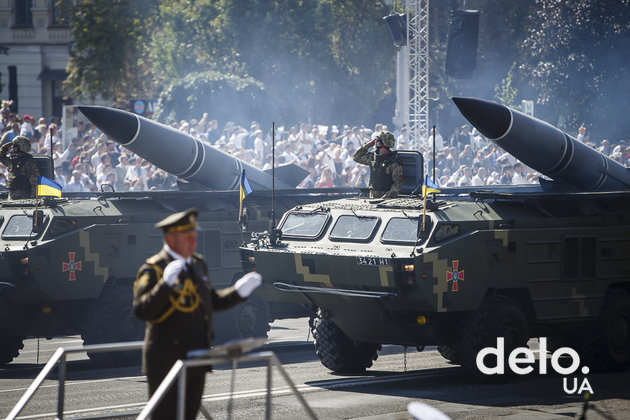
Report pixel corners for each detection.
[62,252,83,281]
[446,260,464,291]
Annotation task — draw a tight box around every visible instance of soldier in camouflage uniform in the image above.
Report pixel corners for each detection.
[0,136,38,200]
[353,130,403,198]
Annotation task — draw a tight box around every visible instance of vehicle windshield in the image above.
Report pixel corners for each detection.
[2,214,48,239]
[329,215,379,241]
[381,217,420,244]
[280,212,328,238]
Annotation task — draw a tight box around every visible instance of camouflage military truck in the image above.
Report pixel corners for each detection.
[242,98,630,375]
[0,187,356,366]
[242,189,630,374]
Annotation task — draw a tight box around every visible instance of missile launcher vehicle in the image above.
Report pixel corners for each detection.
[0,106,358,366]
[241,97,630,375]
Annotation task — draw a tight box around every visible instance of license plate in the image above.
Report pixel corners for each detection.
[356,257,391,266]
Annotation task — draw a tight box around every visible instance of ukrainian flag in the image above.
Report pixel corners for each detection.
[239,169,252,222]
[421,175,441,197]
[240,169,252,203]
[37,175,62,198]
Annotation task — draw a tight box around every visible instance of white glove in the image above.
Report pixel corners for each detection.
[234,272,262,298]
[163,259,187,287]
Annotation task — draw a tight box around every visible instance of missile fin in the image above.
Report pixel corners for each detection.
[264,164,309,188]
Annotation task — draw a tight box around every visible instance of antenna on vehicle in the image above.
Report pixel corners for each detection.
[432,125,436,203]
[271,121,276,229]
[269,121,281,245]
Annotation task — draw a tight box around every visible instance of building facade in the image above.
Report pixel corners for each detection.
[0,0,71,120]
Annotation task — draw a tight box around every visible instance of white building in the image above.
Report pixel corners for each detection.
[0,0,71,120]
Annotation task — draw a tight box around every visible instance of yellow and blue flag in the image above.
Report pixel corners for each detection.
[37,175,62,198]
[240,169,252,203]
[421,175,441,197]
[239,169,252,222]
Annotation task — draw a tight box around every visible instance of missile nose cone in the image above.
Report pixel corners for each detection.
[77,106,138,145]
[451,97,511,140]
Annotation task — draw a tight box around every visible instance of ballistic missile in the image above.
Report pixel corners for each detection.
[452,97,630,191]
[77,106,303,190]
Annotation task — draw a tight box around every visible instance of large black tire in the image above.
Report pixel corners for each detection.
[578,288,630,372]
[310,314,380,373]
[0,335,24,365]
[214,293,270,344]
[456,295,529,379]
[436,344,460,365]
[81,283,144,366]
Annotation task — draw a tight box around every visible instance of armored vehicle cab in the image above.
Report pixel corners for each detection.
[242,190,630,374]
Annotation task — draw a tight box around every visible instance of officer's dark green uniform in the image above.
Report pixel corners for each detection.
[353,130,403,198]
[133,208,244,420]
[0,136,37,200]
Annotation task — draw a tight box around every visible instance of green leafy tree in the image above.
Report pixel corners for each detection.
[63,0,158,106]
[519,0,630,138]
[495,63,519,107]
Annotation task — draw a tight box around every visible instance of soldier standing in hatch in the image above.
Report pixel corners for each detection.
[0,136,38,200]
[133,208,262,420]
[353,130,403,198]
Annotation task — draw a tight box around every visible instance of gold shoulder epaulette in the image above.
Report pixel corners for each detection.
[146,254,162,265]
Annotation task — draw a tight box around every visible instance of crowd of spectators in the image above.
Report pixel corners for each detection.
[1,99,629,195]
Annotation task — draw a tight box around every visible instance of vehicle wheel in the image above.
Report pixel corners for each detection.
[81,283,144,366]
[311,314,380,373]
[579,288,630,372]
[456,295,529,379]
[236,293,270,338]
[0,335,24,365]
[436,344,460,365]
[214,293,270,343]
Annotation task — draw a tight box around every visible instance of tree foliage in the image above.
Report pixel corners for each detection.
[62,0,158,105]
[519,0,630,137]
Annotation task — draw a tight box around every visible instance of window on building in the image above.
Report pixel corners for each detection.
[14,0,33,27]
[51,0,70,26]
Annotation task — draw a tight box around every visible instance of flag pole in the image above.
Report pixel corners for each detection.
[422,189,427,232]
[238,170,243,224]
[34,170,40,227]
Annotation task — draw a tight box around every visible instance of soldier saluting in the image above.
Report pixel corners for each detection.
[133,208,261,420]
[0,136,37,200]
[353,130,403,198]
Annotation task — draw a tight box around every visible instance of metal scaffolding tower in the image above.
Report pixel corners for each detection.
[406,0,429,148]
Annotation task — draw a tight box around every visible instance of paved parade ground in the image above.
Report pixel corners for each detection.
[1,317,629,419]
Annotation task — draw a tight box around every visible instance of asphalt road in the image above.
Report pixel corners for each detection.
[1,318,629,419]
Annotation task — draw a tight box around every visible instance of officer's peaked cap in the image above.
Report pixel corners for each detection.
[156,208,199,233]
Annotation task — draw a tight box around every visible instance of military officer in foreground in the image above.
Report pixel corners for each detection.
[353,130,403,198]
[0,136,38,199]
[133,208,262,420]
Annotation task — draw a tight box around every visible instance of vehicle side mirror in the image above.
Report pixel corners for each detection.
[32,210,44,234]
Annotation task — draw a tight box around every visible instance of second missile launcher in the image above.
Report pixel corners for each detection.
[241,97,630,376]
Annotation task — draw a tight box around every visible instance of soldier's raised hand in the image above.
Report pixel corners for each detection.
[234,272,262,298]
[163,259,187,287]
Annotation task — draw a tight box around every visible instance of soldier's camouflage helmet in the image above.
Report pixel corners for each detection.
[376,130,395,148]
[12,136,31,153]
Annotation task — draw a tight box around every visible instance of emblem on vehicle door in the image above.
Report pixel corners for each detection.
[446,260,464,291]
